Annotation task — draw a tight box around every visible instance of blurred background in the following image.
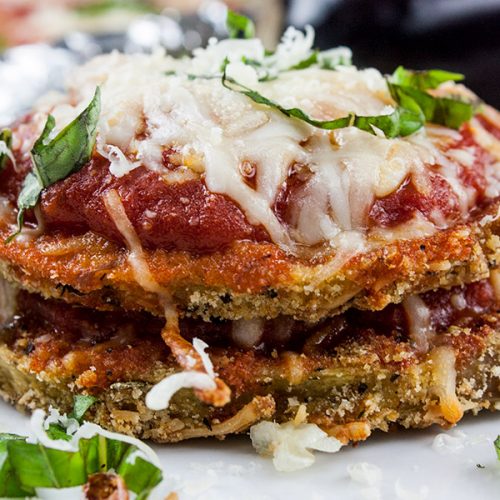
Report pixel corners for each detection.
[0,0,499,124]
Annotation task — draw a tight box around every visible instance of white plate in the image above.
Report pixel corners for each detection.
[0,400,499,499]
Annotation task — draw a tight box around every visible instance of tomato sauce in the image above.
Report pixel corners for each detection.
[369,121,498,228]
[1,153,270,253]
[369,173,460,227]
[1,115,497,253]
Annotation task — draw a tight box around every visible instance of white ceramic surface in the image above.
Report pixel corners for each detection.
[0,400,499,499]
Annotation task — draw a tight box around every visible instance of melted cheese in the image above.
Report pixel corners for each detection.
[403,295,433,353]
[145,371,217,411]
[192,337,215,379]
[103,189,164,296]
[32,29,499,255]
[429,346,463,424]
[231,318,265,349]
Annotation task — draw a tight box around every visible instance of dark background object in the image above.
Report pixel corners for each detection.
[287,0,500,107]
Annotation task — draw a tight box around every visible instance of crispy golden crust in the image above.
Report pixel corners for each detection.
[0,203,499,321]
[0,307,499,443]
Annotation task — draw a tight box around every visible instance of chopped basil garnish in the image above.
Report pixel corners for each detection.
[222,58,475,137]
[46,423,73,442]
[389,66,475,129]
[282,47,352,73]
[0,434,31,498]
[222,71,424,138]
[46,395,97,441]
[389,82,473,129]
[495,435,500,460]
[0,408,162,498]
[392,66,464,90]
[225,13,474,135]
[0,129,12,171]
[8,87,101,242]
[226,10,256,39]
[0,433,162,497]
[289,50,319,70]
[70,394,97,422]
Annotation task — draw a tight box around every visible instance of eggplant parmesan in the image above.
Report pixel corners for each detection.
[0,17,499,449]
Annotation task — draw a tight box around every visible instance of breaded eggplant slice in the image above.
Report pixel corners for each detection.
[0,281,499,443]
[0,205,499,321]
[1,51,500,321]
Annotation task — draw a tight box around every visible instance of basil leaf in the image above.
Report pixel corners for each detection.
[32,88,101,186]
[104,436,131,471]
[0,428,162,498]
[70,394,97,422]
[118,451,163,497]
[392,66,464,90]
[289,51,318,70]
[0,433,26,442]
[81,435,161,495]
[389,83,473,129]
[8,87,101,242]
[46,424,73,442]
[0,128,12,171]
[8,441,87,489]
[222,72,424,138]
[78,434,131,475]
[389,67,473,129]
[0,434,31,498]
[495,435,500,460]
[227,10,255,39]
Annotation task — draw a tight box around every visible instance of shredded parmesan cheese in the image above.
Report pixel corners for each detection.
[192,337,215,379]
[145,371,217,411]
[250,420,342,472]
[101,144,141,178]
[29,26,494,256]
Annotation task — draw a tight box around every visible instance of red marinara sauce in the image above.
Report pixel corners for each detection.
[369,173,461,228]
[1,152,270,253]
[3,114,499,253]
[369,120,497,228]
